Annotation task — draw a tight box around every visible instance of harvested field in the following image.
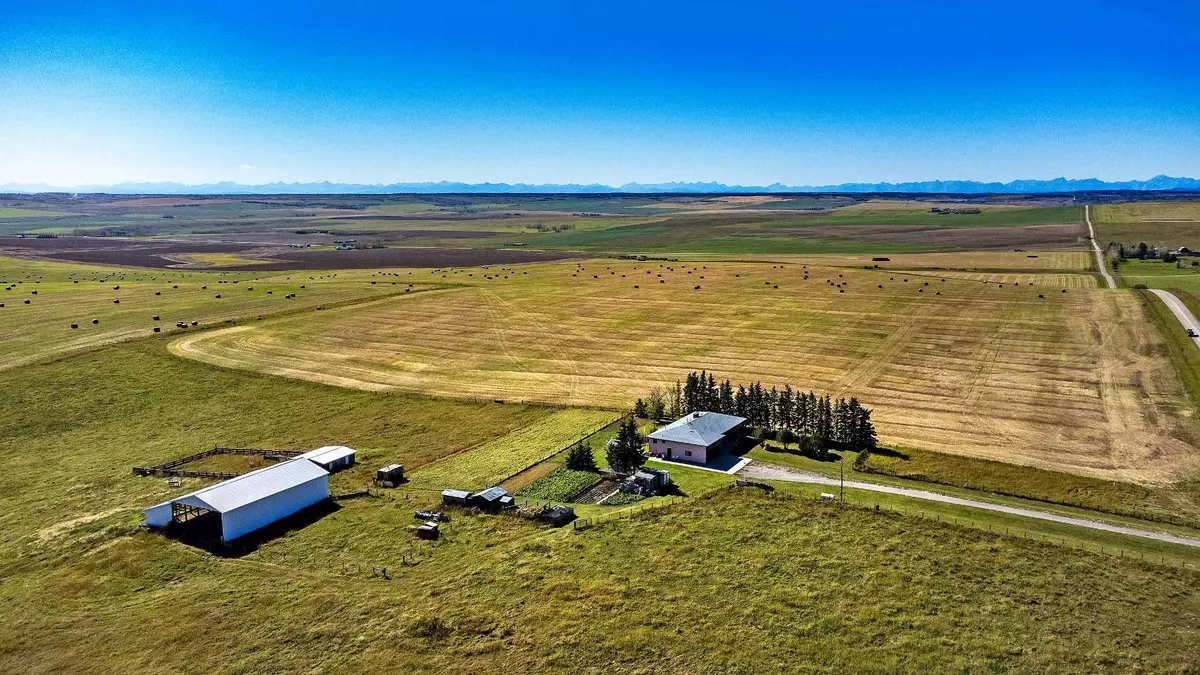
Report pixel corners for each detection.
[0,255,415,370]
[1,236,575,270]
[890,270,1098,288]
[171,259,1200,484]
[703,250,1094,271]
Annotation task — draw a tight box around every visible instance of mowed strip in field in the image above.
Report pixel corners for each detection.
[172,258,1200,484]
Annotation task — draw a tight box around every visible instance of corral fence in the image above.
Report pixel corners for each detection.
[132,446,305,478]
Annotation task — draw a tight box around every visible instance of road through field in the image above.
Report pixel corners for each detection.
[1086,204,1116,289]
[1149,289,1200,349]
[740,462,1200,548]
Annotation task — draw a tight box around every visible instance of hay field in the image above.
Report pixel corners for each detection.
[0,256,415,370]
[172,259,1199,484]
[1093,200,1200,248]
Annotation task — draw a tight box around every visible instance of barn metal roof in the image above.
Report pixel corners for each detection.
[473,487,509,502]
[648,411,746,447]
[298,445,356,465]
[166,459,329,514]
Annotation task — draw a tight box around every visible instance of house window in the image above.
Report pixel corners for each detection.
[684,450,692,456]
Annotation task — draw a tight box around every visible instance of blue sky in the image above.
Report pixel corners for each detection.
[1,0,1197,186]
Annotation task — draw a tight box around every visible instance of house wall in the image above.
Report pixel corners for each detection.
[219,475,330,542]
[648,438,709,463]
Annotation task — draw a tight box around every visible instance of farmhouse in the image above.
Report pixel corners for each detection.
[144,458,330,544]
[647,411,747,464]
[297,445,356,473]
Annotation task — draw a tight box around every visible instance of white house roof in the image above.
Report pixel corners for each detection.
[648,411,746,447]
[298,445,356,465]
[149,459,329,515]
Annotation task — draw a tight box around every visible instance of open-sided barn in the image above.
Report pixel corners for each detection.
[144,459,330,544]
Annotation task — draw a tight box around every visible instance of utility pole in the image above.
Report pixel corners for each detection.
[839,456,844,503]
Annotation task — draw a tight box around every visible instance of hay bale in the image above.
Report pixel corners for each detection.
[71,323,78,329]
[153,327,161,333]
[92,319,99,324]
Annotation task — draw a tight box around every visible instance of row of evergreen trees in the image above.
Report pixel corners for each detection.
[635,370,877,451]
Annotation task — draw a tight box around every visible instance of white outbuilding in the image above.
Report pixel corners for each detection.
[144,458,330,544]
[297,445,356,473]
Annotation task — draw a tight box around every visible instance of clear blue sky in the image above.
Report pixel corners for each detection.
[1,0,1197,186]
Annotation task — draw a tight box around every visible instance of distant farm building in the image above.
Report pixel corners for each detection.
[144,459,329,544]
[647,411,747,464]
[375,464,405,486]
[297,445,356,473]
[441,487,516,512]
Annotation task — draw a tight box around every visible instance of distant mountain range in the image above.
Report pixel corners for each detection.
[3,175,1200,195]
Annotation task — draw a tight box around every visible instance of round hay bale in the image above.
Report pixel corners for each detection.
[694,285,701,290]
[153,327,161,333]
[112,299,119,304]
[92,319,99,324]
[71,323,78,329]
[634,285,639,289]
[214,294,221,299]
[155,291,161,295]
[152,315,160,320]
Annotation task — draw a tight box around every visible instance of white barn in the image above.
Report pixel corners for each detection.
[144,458,330,543]
[297,445,356,473]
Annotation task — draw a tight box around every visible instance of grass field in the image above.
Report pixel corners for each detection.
[859,444,1200,527]
[0,255,422,370]
[406,408,619,491]
[1093,200,1200,248]
[3,488,1198,673]
[0,340,560,565]
[171,257,1200,484]
[1117,257,1200,291]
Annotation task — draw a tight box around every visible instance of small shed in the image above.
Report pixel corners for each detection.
[539,505,576,527]
[470,487,515,512]
[375,464,405,486]
[441,489,472,507]
[416,521,440,540]
[298,445,356,473]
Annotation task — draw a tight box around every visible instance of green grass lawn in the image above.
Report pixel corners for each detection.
[1138,289,1200,416]
[1117,257,1200,291]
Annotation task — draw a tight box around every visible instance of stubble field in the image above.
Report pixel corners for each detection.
[170,255,1198,484]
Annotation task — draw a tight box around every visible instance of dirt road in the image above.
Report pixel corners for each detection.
[739,462,1200,548]
[1085,204,1116,289]
[1149,288,1200,349]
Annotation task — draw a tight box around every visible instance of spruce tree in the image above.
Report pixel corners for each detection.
[719,379,734,414]
[565,441,598,472]
[607,418,646,474]
[633,398,648,418]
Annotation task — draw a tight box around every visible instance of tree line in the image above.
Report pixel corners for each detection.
[635,370,877,452]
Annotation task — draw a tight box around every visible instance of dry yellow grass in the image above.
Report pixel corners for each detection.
[714,250,1094,270]
[170,259,1200,485]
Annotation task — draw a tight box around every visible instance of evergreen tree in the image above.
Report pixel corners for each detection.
[707,372,719,410]
[565,441,598,472]
[777,385,794,431]
[683,372,699,414]
[719,379,734,415]
[633,398,648,418]
[735,384,748,418]
[606,418,646,474]
[818,395,833,445]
